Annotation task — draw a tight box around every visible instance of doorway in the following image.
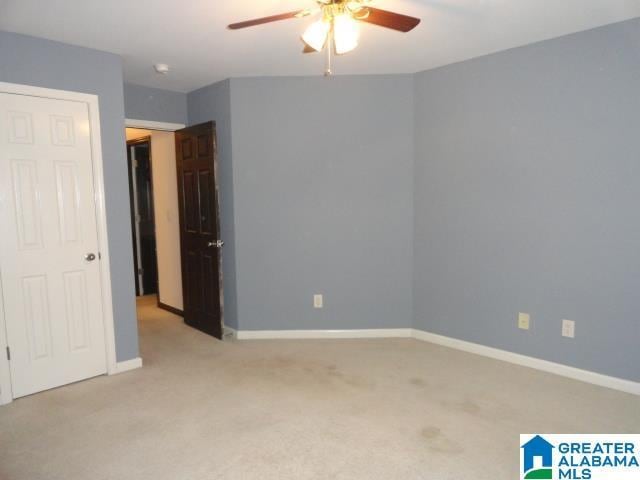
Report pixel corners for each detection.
[125,126,182,315]
[124,121,224,340]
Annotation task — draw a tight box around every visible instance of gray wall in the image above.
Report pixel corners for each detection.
[413,18,640,382]
[229,76,414,331]
[124,83,187,125]
[0,31,139,362]
[188,80,238,329]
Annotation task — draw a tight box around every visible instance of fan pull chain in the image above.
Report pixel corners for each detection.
[325,27,333,76]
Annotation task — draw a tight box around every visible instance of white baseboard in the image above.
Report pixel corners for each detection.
[234,327,638,395]
[0,357,144,406]
[236,328,413,340]
[410,329,640,396]
[111,357,143,375]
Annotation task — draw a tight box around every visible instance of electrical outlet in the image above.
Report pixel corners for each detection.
[518,312,530,330]
[562,319,575,338]
[313,294,323,309]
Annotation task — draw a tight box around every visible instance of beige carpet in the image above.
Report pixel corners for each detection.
[0,295,638,479]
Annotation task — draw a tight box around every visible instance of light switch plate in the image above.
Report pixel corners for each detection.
[313,294,323,309]
[518,312,530,330]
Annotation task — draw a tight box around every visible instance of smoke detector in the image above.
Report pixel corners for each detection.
[154,63,170,74]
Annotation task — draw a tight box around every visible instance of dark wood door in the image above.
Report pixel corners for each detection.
[175,122,223,339]
[127,138,158,296]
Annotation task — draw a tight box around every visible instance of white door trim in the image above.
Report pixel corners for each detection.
[125,118,185,131]
[0,81,118,405]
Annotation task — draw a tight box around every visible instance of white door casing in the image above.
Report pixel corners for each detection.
[0,83,119,404]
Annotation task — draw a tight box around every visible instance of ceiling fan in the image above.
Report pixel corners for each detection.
[228,0,421,75]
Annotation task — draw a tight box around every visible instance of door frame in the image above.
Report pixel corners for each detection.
[124,120,186,316]
[0,82,118,405]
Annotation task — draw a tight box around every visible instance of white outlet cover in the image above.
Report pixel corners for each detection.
[562,319,575,338]
[518,312,530,330]
[313,294,323,309]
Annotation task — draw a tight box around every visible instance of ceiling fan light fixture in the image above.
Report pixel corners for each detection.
[346,1,368,15]
[228,1,420,74]
[333,13,359,55]
[302,18,330,52]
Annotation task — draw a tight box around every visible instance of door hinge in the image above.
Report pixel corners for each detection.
[6,347,10,361]
[137,267,144,275]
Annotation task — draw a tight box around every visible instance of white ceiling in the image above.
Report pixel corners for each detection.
[1,0,639,93]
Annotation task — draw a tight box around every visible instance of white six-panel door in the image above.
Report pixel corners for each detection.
[0,92,107,398]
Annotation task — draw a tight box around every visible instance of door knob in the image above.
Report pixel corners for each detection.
[85,253,96,261]
[207,240,224,248]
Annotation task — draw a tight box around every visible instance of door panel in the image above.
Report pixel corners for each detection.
[202,252,219,315]
[54,161,82,243]
[175,122,222,338]
[62,270,91,351]
[185,253,203,311]
[22,275,52,360]
[183,171,199,232]
[198,170,213,234]
[0,92,107,398]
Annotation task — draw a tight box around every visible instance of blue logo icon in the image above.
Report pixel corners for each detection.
[521,435,555,479]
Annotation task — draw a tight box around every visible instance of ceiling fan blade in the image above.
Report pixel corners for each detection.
[228,10,306,30]
[359,7,421,32]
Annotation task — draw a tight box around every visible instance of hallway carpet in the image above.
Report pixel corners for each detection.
[1,295,638,479]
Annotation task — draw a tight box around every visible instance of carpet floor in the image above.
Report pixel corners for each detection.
[0,295,638,479]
